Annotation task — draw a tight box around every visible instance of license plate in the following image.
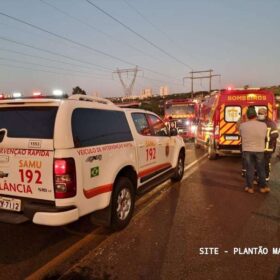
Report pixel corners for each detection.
[225,135,239,140]
[231,150,241,154]
[0,196,21,212]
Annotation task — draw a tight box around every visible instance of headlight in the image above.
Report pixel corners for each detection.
[185,120,190,125]
[191,125,197,132]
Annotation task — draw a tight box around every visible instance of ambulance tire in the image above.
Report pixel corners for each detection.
[111,176,135,231]
[208,139,217,160]
[171,151,185,182]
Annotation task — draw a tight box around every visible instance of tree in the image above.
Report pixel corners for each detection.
[72,86,86,95]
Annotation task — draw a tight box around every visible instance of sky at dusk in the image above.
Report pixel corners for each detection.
[0,0,279,97]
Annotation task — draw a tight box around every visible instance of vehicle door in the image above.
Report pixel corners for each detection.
[196,104,207,144]
[131,113,169,184]
[71,108,134,199]
[221,105,242,144]
[146,113,173,172]
[0,105,57,213]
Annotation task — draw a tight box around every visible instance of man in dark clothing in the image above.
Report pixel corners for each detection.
[257,108,279,182]
[239,106,267,193]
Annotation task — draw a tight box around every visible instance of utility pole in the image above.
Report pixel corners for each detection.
[183,69,221,98]
[113,66,140,98]
[190,71,193,94]
[208,69,221,93]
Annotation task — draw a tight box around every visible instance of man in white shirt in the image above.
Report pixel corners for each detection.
[239,106,267,193]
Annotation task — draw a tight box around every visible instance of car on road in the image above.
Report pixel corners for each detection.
[164,99,200,141]
[0,94,185,230]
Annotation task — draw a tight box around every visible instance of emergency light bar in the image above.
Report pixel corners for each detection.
[13,92,22,98]
[225,87,261,91]
[33,91,42,97]
[52,89,64,96]
[0,91,68,100]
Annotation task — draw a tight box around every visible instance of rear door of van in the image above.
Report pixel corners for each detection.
[219,104,242,144]
[0,103,58,212]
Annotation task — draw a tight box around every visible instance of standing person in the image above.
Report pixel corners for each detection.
[257,108,279,182]
[239,106,268,193]
[237,112,247,177]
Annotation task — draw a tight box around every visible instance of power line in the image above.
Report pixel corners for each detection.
[0,56,109,78]
[142,76,183,87]
[0,11,136,66]
[39,0,165,64]
[122,0,198,69]
[0,13,178,81]
[0,63,106,79]
[123,0,172,42]
[85,0,193,70]
[0,47,105,72]
[0,36,178,83]
[0,36,112,72]
[183,69,221,97]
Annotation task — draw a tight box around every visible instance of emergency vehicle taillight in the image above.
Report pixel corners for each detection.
[54,158,76,199]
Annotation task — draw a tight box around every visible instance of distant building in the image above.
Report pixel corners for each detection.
[160,86,169,97]
[141,88,153,99]
[92,91,100,97]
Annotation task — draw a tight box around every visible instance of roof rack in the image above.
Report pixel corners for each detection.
[68,94,115,105]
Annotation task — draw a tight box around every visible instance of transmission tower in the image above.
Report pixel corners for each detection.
[113,66,140,97]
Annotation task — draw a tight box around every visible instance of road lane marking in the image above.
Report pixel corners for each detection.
[62,152,209,277]
[184,153,207,172]
[136,153,207,208]
[26,152,207,280]
[26,227,105,280]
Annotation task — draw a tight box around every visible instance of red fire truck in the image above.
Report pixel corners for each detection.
[164,99,200,141]
[195,88,277,159]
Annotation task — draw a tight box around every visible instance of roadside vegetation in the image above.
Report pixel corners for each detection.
[109,86,280,117]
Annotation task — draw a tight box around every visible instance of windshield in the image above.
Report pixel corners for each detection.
[165,104,195,115]
[0,106,58,139]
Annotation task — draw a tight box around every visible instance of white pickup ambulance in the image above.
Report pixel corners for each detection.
[0,94,185,230]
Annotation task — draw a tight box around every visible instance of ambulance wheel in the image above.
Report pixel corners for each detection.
[111,176,135,231]
[171,151,185,182]
[208,140,217,160]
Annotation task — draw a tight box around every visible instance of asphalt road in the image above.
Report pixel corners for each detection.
[2,144,280,280]
[58,151,280,280]
[0,143,204,280]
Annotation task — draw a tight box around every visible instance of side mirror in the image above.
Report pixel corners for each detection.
[169,120,177,136]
